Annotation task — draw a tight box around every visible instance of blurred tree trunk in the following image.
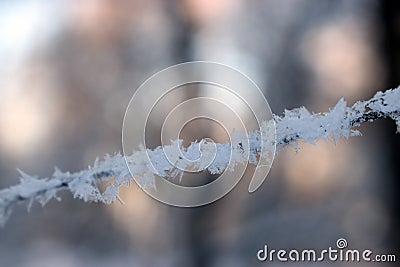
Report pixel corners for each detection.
[379,0,400,250]
[173,10,213,267]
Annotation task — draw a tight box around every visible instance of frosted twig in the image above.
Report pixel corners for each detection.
[0,87,399,226]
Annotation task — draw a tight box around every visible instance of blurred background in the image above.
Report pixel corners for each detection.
[0,0,399,266]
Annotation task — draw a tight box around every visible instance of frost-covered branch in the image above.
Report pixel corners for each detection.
[1,87,399,226]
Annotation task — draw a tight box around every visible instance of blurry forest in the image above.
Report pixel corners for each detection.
[0,1,399,266]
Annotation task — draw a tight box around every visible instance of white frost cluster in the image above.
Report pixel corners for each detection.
[275,98,358,150]
[0,86,399,226]
[357,88,400,132]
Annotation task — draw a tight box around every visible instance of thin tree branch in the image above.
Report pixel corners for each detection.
[1,87,399,226]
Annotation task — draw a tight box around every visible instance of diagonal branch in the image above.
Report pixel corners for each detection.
[1,87,399,226]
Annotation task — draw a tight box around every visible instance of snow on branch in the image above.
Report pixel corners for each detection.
[1,87,399,226]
